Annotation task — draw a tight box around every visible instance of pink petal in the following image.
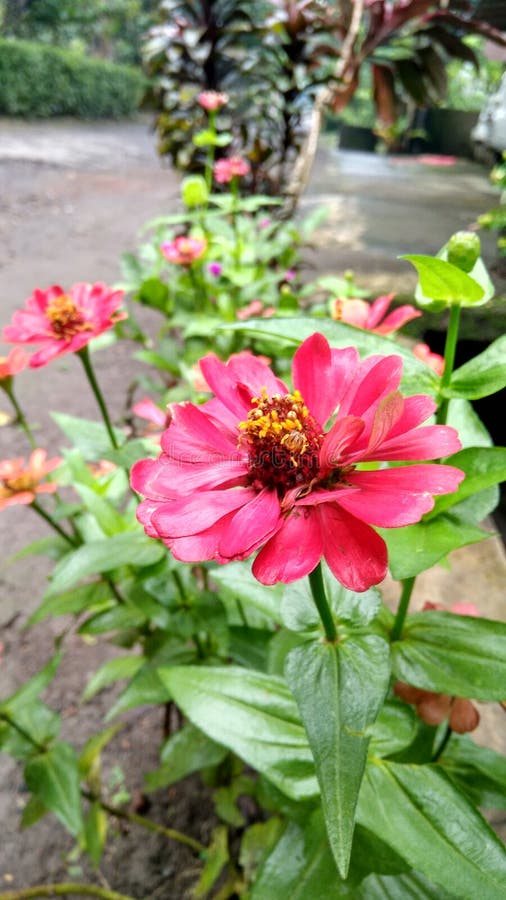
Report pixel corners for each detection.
[136,499,162,537]
[383,395,437,437]
[133,398,167,428]
[374,304,421,335]
[151,488,256,537]
[319,504,387,591]
[366,293,395,328]
[161,401,241,460]
[252,507,323,584]
[360,424,462,462]
[320,416,365,471]
[339,355,403,419]
[170,512,238,563]
[219,488,281,558]
[28,342,69,368]
[292,334,359,426]
[364,390,405,455]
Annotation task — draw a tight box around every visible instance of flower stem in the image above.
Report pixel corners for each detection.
[431,723,452,762]
[391,576,416,642]
[0,885,136,900]
[308,563,337,643]
[77,346,119,449]
[188,265,209,313]
[31,500,77,546]
[436,304,461,426]
[204,110,216,194]
[3,386,37,450]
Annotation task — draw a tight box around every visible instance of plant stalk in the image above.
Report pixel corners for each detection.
[31,500,77,547]
[0,884,135,900]
[308,563,337,643]
[3,386,37,450]
[436,303,461,426]
[77,346,119,449]
[391,576,416,642]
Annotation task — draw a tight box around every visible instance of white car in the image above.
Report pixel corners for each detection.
[472,72,506,162]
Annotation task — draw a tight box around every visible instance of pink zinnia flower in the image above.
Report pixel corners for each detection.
[236,300,275,321]
[198,90,229,112]
[161,236,207,266]
[131,333,464,592]
[0,449,61,511]
[0,347,29,383]
[413,343,445,376]
[213,157,251,184]
[133,397,171,442]
[331,293,421,335]
[3,284,126,369]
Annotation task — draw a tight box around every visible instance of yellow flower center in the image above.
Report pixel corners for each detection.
[45,295,91,339]
[0,472,35,498]
[238,389,323,492]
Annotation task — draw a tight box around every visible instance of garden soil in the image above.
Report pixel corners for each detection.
[0,118,505,898]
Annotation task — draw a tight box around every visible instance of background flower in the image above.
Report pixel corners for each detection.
[331,293,421,334]
[0,449,61,510]
[198,90,229,111]
[213,157,251,184]
[3,283,126,368]
[132,333,463,591]
[161,236,207,266]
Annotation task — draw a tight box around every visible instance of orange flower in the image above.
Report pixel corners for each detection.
[0,449,61,510]
[0,347,29,385]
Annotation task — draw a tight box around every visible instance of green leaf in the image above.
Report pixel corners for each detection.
[358,760,506,899]
[27,581,113,626]
[401,255,486,307]
[210,562,284,627]
[82,656,143,702]
[145,723,227,792]
[240,818,284,887]
[223,317,439,397]
[427,447,506,519]
[161,666,318,800]
[73,484,129,536]
[281,568,381,634]
[392,610,506,700]
[1,652,62,708]
[440,735,506,809]
[382,512,490,579]
[285,636,390,878]
[354,870,455,899]
[228,626,273,671]
[52,412,125,458]
[136,277,169,312]
[20,795,48,829]
[48,532,165,593]
[79,724,123,779]
[446,398,493,449]
[193,826,229,899]
[24,742,84,839]
[105,664,171,720]
[445,335,506,399]
[369,701,419,758]
[84,801,107,867]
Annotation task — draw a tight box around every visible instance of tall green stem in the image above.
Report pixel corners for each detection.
[391,576,416,642]
[31,500,77,546]
[188,265,209,313]
[3,386,37,450]
[77,346,118,449]
[436,304,461,426]
[308,563,337,643]
[0,884,136,900]
[204,110,216,194]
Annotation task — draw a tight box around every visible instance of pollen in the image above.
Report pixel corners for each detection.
[45,295,91,340]
[238,388,323,492]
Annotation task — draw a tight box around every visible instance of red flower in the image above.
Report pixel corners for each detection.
[161,236,207,266]
[198,90,229,112]
[0,449,61,510]
[131,334,464,591]
[3,284,126,368]
[413,343,445,376]
[0,347,29,383]
[213,157,251,184]
[331,293,421,335]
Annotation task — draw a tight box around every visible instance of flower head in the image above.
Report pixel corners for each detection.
[0,449,61,510]
[131,333,463,591]
[0,347,29,390]
[208,262,223,277]
[413,343,445,376]
[161,236,207,266]
[198,90,229,112]
[331,293,421,335]
[214,157,251,184]
[3,283,126,368]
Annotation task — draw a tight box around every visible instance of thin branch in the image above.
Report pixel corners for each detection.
[0,884,135,900]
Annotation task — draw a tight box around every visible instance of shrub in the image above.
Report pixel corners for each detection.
[0,38,146,118]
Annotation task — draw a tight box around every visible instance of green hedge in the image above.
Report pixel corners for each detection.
[0,39,146,118]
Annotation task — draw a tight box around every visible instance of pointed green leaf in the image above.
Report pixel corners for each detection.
[358,761,506,899]
[427,447,506,519]
[27,581,113,626]
[84,801,107,867]
[24,742,84,838]
[51,412,125,457]
[193,826,229,899]
[82,656,143,702]
[210,562,283,627]
[440,734,506,809]
[47,531,165,593]
[145,723,227,792]
[381,513,491,580]
[78,724,123,779]
[445,335,506,399]
[392,610,506,700]
[161,666,318,801]
[285,636,390,878]
[401,255,486,307]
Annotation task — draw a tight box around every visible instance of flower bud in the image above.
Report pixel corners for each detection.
[181,175,208,208]
[447,231,481,273]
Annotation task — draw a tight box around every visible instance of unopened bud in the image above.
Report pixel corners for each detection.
[447,231,481,273]
[181,175,208,208]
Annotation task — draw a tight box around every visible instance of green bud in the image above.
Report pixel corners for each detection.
[446,231,481,273]
[181,175,208,208]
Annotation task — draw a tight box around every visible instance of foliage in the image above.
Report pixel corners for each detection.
[0,99,505,898]
[0,37,146,117]
[476,153,506,263]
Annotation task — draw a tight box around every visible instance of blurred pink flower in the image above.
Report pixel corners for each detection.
[413,343,445,376]
[0,449,61,511]
[198,91,229,112]
[208,262,223,277]
[0,347,29,383]
[131,333,463,591]
[3,284,126,368]
[236,300,275,320]
[214,157,251,184]
[133,398,171,442]
[331,293,421,335]
[161,236,207,266]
